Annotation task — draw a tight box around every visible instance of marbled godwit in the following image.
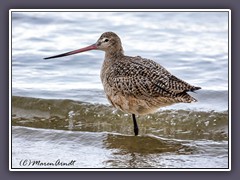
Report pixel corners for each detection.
[44,32,201,136]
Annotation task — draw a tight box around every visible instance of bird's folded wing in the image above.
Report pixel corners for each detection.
[107,57,198,99]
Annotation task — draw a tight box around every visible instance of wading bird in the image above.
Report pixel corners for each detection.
[44,32,201,136]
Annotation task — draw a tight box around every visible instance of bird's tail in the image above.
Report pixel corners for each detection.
[177,89,200,103]
[191,86,201,92]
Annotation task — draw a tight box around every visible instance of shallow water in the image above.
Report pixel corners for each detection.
[12,126,228,168]
[11,10,229,169]
[11,96,228,169]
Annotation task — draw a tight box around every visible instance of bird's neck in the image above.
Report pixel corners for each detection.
[105,47,124,60]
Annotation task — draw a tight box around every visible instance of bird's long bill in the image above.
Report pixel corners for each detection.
[44,44,98,60]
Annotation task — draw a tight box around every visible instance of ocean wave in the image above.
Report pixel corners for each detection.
[12,96,228,141]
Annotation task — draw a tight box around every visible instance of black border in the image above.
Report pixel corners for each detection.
[1,0,240,179]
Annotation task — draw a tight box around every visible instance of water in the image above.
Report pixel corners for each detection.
[11,10,229,169]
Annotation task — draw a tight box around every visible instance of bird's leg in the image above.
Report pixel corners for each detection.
[132,114,139,136]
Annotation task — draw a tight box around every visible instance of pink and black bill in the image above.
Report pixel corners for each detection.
[44,44,98,60]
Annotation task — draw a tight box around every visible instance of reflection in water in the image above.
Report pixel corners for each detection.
[104,134,189,154]
[103,134,196,168]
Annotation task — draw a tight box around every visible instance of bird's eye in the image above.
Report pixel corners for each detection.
[104,39,109,42]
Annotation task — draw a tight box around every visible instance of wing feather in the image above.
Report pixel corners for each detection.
[105,56,200,100]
